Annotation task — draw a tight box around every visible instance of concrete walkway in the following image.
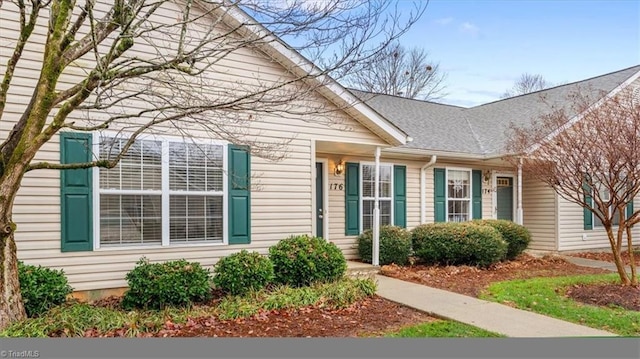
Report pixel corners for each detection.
[371,254,629,338]
[375,274,617,337]
[561,255,632,274]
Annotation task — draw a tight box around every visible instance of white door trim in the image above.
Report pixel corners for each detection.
[492,172,517,221]
[315,158,330,240]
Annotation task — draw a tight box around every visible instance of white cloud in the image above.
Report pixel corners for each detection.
[435,17,454,25]
[459,22,480,37]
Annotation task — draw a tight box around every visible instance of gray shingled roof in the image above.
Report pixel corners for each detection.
[352,65,640,156]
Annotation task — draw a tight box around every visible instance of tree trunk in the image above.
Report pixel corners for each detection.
[606,226,631,285]
[0,163,29,331]
[0,227,25,331]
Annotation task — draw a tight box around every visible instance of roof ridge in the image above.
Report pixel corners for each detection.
[470,64,640,108]
[347,88,467,109]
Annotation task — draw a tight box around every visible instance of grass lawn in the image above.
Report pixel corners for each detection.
[384,320,505,338]
[480,273,640,337]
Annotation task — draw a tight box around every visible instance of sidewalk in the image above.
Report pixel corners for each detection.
[374,274,617,337]
[560,255,631,273]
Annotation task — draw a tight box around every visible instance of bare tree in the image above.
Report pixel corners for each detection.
[508,87,640,285]
[0,0,426,329]
[346,42,447,100]
[501,73,551,98]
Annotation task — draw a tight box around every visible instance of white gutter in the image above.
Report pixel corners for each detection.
[420,155,438,224]
[372,147,381,266]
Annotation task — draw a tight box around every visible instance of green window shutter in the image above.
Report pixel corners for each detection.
[472,170,482,220]
[393,165,407,228]
[434,168,446,222]
[583,179,593,230]
[345,162,360,235]
[60,132,93,252]
[228,145,251,244]
[626,197,634,222]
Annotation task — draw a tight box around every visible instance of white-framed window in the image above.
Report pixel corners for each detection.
[360,163,393,231]
[95,133,227,248]
[447,168,471,222]
[593,183,625,228]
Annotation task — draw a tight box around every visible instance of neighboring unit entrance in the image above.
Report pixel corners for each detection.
[496,176,514,221]
[315,162,324,237]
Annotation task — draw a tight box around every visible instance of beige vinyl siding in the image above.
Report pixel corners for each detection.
[521,178,557,251]
[557,196,640,251]
[319,155,423,258]
[3,3,389,291]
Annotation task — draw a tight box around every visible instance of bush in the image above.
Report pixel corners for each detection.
[357,225,412,265]
[18,261,72,317]
[212,250,274,296]
[411,223,507,268]
[122,258,211,310]
[472,219,531,260]
[269,234,347,287]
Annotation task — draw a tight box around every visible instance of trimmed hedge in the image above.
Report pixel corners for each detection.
[411,223,508,267]
[472,219,531,260]
[357,225,412,265]
[269,234,347,287]
[212,250,274,296]
[18,262,72,317]
[122,258,212,310]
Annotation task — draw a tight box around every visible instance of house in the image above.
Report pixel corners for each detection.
[2,2,639,298]
[350,64,640,254]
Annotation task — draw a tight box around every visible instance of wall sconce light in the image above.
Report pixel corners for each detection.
[483,170,491,183]
[334,160,345,176]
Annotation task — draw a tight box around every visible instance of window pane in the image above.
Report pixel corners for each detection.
[362,199,392,231]
[170,142,223,192]
[99,137,161,191]
[448,170,470,199]
[448,200,469,222]
[380,200,392,226]
[170,195,223,243]
[100,194,161,246]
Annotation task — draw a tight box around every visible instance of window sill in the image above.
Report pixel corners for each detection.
[95,241,228,251]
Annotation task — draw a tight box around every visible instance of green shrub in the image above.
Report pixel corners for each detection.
[18,261,72,317]
[411,223,508,267]
[269,234,347,287]
[212,250,274,296]
[472,219,531,260]
[122,258,212,310]
[357,225,412,265]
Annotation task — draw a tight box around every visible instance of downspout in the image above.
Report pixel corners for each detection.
[373,147,381,266]
[516,157,523,225]
[420,155,438,224]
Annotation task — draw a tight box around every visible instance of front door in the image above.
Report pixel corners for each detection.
[496,177,514,221]
[315,162,324,237]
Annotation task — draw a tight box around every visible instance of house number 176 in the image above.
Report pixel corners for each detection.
[330,183,344,191]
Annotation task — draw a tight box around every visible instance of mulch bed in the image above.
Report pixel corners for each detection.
[380,254,611,297]
[85,295,434,337]
[82,253,638,337]
[565,249,640,266]
[566,283,640,311]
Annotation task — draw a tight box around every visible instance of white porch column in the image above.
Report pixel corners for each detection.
[372,147,381,266]
[516,157,524,225]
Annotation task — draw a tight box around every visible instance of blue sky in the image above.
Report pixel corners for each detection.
[396,0,640,107]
